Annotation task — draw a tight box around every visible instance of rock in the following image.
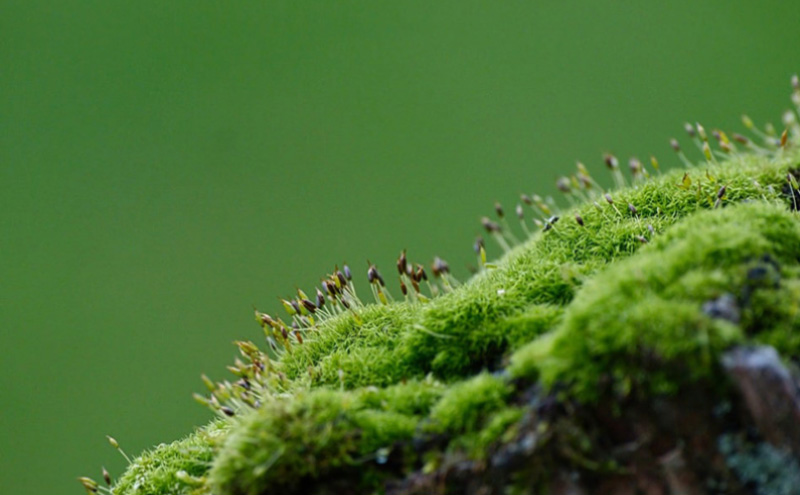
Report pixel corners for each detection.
[702,293,740,324]
[722,346,800,457]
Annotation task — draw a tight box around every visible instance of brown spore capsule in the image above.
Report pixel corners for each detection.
[336,270,348,288]
[603,153,619,170]
[397,250,408,276]
[732,133,749,145]
[494,201,504,218]
[481,216,501,233]
[556,177,571,193]
[300,299,317,314]
[432,256,450,277]
[315,288,326,308]
[473,237,484,254]
[368,265,385,287]
[628,157,642,176]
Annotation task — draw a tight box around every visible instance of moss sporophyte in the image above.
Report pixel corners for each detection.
[84,76,800,495]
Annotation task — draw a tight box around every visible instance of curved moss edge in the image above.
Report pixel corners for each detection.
[111,420,229,495]
[111,151,800,494]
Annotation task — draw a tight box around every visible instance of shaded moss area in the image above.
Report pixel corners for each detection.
[209,379,443,495]
[109,150,800,495]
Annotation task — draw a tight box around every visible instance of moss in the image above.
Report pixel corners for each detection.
[207,379,445,495]
[428,373,511,434]
[111,420,229,495]
[280,303,417,390]
[743,278,800,355]
[510,200,800,401]
[471,407,525,458]
[208,373,514,494]
[282,152,796,390]
[102,94,800,495]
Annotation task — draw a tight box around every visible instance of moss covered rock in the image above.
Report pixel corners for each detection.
[88,82,800,495]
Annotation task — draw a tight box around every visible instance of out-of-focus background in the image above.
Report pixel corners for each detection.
[2,1,799,493]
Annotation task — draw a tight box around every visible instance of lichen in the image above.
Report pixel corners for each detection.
[91,81,800,495]
[719,434,800,495]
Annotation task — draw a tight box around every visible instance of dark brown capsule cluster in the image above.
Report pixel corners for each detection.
[394,250,453,301]
[199,261,390,420]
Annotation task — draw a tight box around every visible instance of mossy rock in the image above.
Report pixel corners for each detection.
[92,94,800,495]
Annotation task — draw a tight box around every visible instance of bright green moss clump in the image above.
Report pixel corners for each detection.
[511,201,800,401]
[428,373,510,433]
[96,104,800,495]
[209,379,445,494]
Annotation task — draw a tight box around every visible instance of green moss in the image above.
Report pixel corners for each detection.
[743,278,800,354]
[112,420,229,495]
[511,200,800,400]
[282,152,796,390]
[104,116,800,494]
[280,303,417,390]
[207,379,444,495]
[472,407,525,458]
[428,373,511,434]
[208,373,514,494]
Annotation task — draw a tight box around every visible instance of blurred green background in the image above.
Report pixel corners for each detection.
[2,1,799,493]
